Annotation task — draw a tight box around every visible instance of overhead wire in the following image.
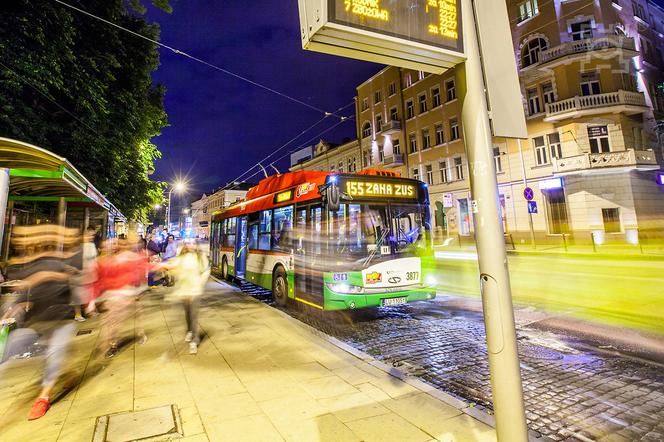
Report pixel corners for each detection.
[51,0,350,120]
[223,100,356,186]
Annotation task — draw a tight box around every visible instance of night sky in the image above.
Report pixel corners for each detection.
[145,1,381,202]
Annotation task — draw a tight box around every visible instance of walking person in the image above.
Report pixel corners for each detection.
[164,242,209,354]
[69,227,98,321]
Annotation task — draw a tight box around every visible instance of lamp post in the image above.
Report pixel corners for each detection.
[166,181,186,231]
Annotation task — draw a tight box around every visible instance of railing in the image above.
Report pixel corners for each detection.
[539,36,636,64]
[383,153,404,166]
[546,90,646,118]
[553,149,658,173]
[380,120,401,134]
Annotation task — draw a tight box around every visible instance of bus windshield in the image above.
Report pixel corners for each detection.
[327,202,430,261]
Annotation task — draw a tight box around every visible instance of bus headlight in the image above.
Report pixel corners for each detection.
[326,283,364,294]
[425,276,437,286]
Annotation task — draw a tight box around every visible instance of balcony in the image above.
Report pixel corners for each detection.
[539,36,637,67]
[380,120,401,135]
[544,90,647,122]
[383,153,404,167]
[552,150,658,174]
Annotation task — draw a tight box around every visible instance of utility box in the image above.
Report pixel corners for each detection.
[297,0,465,73]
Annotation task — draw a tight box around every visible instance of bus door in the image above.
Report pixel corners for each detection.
[235,216,248,278]
[294,205,324,307]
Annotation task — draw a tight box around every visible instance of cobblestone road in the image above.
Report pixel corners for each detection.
[235,282,664,442]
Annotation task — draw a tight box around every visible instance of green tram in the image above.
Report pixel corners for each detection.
[209,169,436,310]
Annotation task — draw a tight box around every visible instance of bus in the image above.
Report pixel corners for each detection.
[209,169,436,310]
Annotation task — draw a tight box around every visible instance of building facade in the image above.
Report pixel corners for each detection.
[293,0,664,246]
[190,183,253,239]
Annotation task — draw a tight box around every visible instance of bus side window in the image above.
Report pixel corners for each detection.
[259,210,272,251]
[273,206,293,252]
[248,223,258,250]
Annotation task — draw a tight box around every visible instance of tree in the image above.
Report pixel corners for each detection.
[0,0,172,221]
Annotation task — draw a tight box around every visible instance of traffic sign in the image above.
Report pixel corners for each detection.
[527,201,538,214]
[523,187,534,201]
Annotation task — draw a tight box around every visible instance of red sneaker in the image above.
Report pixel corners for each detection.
[28,398,50,420]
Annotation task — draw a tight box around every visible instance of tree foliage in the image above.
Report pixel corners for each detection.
[0,0,173,221]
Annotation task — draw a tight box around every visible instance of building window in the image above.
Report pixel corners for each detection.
[388,82,397,96]
[361,98,369,111]
[435,124,445,145]
[602,208,621,233]
[406,100,415,119]
[426,165,434,185]
[542,82,555,105]
[454,157,464,180]
[405,73,413,88]
[418,93,428,113]
[450,118,460,140]
[588,126,610,153]
[633,2,646,20]
[493,147,503,173]
[580,71,601,96]
[393,139,401,155]
[347,158,352,172]
[521,38,548,68]
[445,79,456,101]
[439,161,449,183]
[533,136,548,165]
[362,122,371,138]
[378,145,384,163]
[338,161,344,173]
[570,20,593,41]
[364,151,371,167]
[518,0,539,23]
[409,133,417,153]
[422,128,431,150]
[418,70,425,80]
[413,167,420,181]
[432,87,441,107]
[547,132,562,159]
[374,90,382,104]
[330,164,336,172]
[527,88,542,115]
[389,107,398,121]
[376,114,383,132]
[545,188,569,234]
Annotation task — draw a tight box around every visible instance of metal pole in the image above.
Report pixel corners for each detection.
[517,139,536,249]
[458,0,528,439]
[167,188,173,230]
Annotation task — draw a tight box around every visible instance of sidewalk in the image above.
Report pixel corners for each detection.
[0,280,496,442]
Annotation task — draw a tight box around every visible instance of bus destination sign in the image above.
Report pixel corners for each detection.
[330,0,462,52]
[345,180,416,199]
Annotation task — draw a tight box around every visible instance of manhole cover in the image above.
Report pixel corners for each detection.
[92,404,183,442]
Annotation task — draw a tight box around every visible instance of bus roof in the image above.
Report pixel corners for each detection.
[213,168,403,220]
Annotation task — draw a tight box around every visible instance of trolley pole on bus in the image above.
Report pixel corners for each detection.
[458,0,528,439]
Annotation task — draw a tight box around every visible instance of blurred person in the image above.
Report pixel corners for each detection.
[160,234,178,286]
[1,225,80,420]
[146,233,162,287]
[69,227,98,321]
[94,238,150,358]
[163,242,209,354]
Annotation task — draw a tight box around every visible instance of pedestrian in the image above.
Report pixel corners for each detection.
[163,242,209,354]
[1,225,80,420]
[146,233,162,287]
[93,237,149,358]
[69,227,98,321]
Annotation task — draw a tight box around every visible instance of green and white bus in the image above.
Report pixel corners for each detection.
[210,169,436,310]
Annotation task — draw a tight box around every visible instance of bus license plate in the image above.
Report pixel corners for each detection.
[382,297,406,307]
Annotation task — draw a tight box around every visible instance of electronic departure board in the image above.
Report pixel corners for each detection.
[297,0,466,73]
[329,0,462,53]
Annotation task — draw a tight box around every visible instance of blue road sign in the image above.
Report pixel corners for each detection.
[527,201,538,214]
[523,187,534,201]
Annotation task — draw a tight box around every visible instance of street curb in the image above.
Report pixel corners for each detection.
[210,276,552,441]
[209,276,495,422]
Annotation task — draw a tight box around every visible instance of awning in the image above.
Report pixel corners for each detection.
[0,137,125,221]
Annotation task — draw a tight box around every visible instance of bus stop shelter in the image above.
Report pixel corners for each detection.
[0,137,125,260]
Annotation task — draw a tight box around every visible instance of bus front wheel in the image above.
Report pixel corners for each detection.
[272,267,288,307]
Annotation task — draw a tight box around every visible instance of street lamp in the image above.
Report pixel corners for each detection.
[166,180,186,230]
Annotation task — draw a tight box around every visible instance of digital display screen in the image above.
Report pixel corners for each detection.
[345,181,416,199]
[274,190,294,203]
[329,0,462,52]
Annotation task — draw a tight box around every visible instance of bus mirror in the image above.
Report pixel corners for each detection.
[327,183,340,211]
